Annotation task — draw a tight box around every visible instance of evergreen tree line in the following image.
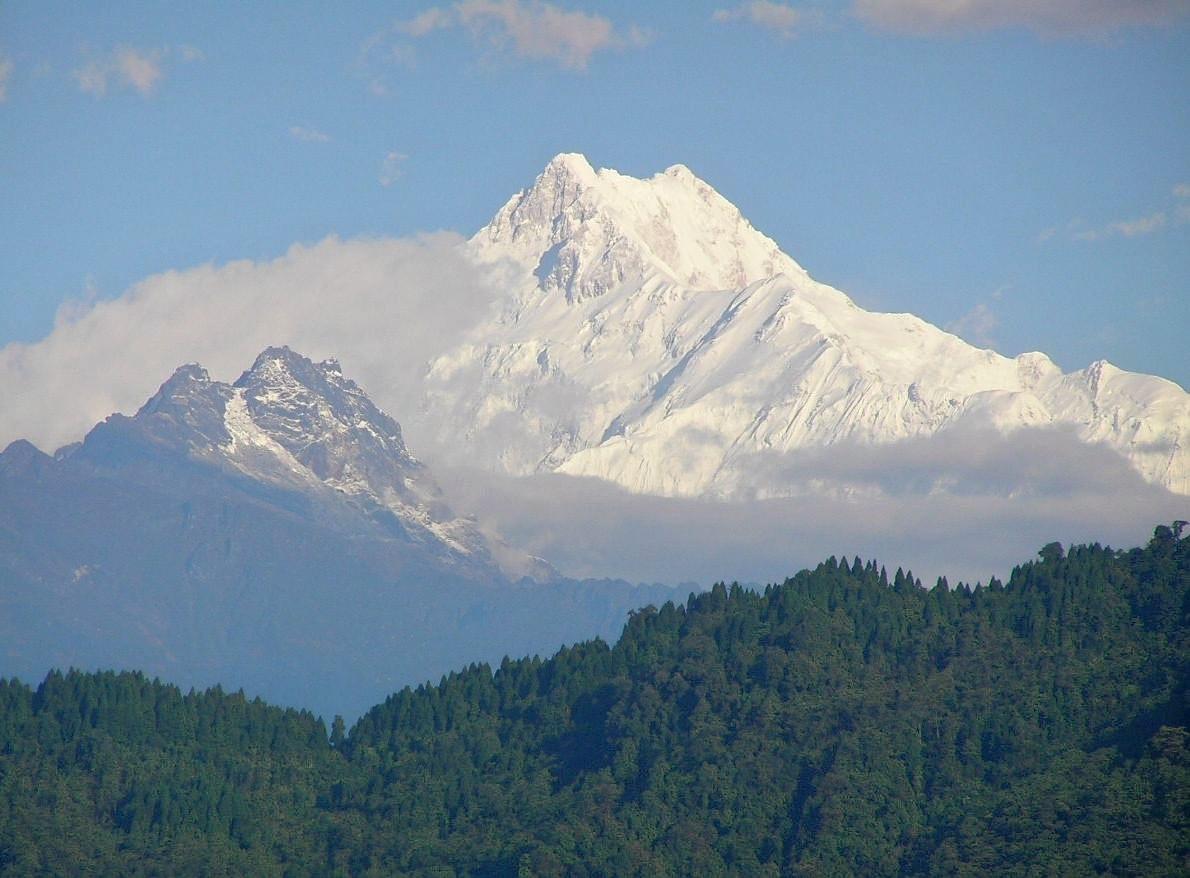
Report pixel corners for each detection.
[1,525,1186,875]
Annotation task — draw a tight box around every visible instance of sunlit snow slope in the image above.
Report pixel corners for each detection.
[424,154,1189,497]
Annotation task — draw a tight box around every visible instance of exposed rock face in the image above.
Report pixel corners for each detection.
[111,346,499,568]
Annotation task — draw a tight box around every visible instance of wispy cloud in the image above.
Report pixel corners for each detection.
[712,2,819,39]
[946,295,1002,347]
[1043,184,1190,244]
[379,151,409,186]
[1073,211,1167,242]
[74,45,201,98]
[387,1,647,70]
[853,0,1190,36]
[290,125,331,143]
[0,54,13,102]
[399,7,455,37]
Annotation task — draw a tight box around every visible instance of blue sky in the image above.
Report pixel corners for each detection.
[2,0,1188,388]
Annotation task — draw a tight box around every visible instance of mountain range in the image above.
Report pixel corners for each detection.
[2,152,1186,718]
[421,153,1189,498]
[0,347,671,720]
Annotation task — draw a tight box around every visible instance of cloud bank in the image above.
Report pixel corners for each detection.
[853,0,1190,36]
[0,233,499,454]
[435,428,1187,588]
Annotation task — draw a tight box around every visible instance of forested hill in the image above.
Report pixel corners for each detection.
[1,527,1187,876]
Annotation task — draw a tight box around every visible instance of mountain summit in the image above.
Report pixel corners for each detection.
[472,152,804,302]
[425,153,1190,496]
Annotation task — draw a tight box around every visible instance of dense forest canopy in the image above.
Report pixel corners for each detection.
[1,525,1187,875]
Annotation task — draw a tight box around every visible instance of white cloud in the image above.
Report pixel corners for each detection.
[398,7,455,37]
[290,125,331,143]
[946,301,999,347]
[434,428,1184,588]
[1045,185,1190,243]
[118,47,164,94]
[74,45,199,98]
[853,0,1190,36]
[0,54,12,102]
[391,1,642,70]
[379,151,409,186]
[0,233,502,455]
[712,2,817,38]
[1074,211,1167,242]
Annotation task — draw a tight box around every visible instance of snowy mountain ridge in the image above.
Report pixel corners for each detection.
[472,153,805,302]
[423,154,1189,497]
[121,346,503,569]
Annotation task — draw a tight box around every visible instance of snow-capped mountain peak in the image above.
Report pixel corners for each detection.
[233,345,417,484]
[94,347,522,571]
[471,152,806,303]
[424,155,1190,497]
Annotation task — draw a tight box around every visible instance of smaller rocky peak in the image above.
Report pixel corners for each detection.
[0,439,54,477]
[136,363,211,410]
[239,346,347,390]
[250,344,301,366]
[138,363,211,409]
[173,363,211,382]
[243,345,313,383]
[235,345,412,477]
[134,362,231,439]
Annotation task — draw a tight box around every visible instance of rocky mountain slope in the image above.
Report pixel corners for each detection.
[0,347,670,719]
[125,346,500,572]
[422,153,1189,497]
